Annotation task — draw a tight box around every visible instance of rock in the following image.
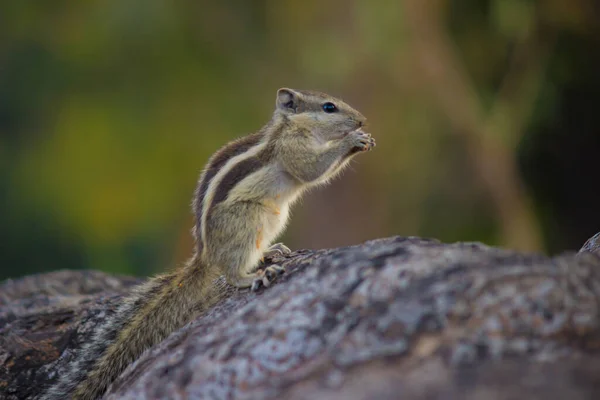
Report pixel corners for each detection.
[579,232,600,255]
[2,235,600,399]
[0,270,142,399]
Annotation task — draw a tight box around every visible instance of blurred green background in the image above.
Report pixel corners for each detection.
[1,0,599,280]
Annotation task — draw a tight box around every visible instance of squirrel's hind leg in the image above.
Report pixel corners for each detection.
[207,203,287,290]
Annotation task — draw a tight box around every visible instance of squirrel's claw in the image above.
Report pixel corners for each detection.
[263,243,292,260]
[251,264,285,291]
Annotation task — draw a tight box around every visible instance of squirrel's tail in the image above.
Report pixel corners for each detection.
[42,258,226,400]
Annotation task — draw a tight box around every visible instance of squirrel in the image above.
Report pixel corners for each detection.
[40,88,375,400]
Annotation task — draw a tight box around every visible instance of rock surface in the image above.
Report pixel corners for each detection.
[2,235,600,399]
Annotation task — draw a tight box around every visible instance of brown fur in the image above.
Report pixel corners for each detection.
[210,156,266,209]
[193,132,264,253]
[41,88,374,400]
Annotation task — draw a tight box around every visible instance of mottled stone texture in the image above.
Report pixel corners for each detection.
[2,235,600,400]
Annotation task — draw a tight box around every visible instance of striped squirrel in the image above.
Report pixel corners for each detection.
[41,88,375,400]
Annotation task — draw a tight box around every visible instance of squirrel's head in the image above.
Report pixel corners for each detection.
[275,88,366,139]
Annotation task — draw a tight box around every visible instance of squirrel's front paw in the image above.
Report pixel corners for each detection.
[348,130,376,152]
[263,243,292,259]
[251,264,285,291]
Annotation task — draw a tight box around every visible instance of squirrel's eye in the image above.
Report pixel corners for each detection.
[322,102,338,113]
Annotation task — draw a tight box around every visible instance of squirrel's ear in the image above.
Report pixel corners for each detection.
[276,88,299,113]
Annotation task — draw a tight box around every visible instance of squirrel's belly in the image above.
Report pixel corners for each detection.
[259,204,290,251]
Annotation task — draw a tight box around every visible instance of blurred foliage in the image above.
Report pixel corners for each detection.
[1,0,599,280]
